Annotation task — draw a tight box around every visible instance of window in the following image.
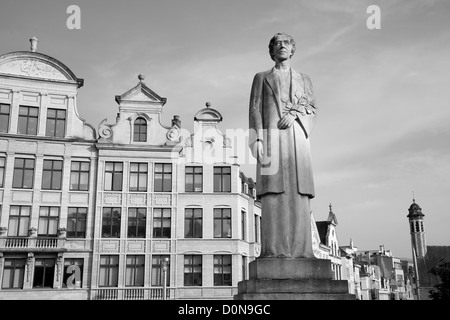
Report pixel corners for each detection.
[0,103,10,133]
[104,162,123,191]
[42,160,63,190]
[18,106,38,135]
[125,255,145,287]
[133,117,147,142]
[8,206,30,236]
[241,210,246,241]
[102,207,121,238]
[184,255,202,286]
[38,207,59,237]
[0,157,5,188]
[46,108,66,137]
[214,255,232,286]
[1,258,26,289]
[214,167,231,192]
[154,163,172,192]
[70,161,90,191]
[185,166,203,192]
[128,208,146,238]
[12,158,35,189]
[129,163,147,192]
[254,214,260,243]
[153,208,171,238]
[33,258,55,288]
[151,255,170,286]
[63,258,83,289]
[242,256,247,281]
[214,208,231,238]
[67,207,87,238]
[99,255,119,287]
[185,208,202,238]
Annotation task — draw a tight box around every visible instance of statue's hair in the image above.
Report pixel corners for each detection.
[268,32,296,61]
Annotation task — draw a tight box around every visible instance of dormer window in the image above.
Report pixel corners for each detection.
[133,117,147,142]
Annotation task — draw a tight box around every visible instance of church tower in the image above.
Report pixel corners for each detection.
[407,199,427,258]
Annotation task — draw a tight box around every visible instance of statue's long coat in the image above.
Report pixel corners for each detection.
[249,67,318,199]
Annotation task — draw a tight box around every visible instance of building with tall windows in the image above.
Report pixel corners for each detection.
[0,38,96,299]
[0,38,261,300]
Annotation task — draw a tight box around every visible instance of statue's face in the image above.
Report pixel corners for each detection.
[273,34,293,62]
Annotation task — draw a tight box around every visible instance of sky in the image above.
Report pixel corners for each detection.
[0,0,449,259]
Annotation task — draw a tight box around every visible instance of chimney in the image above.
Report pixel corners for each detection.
[30,37,39,52]
[379,245,385,254]
[172,115,181,127]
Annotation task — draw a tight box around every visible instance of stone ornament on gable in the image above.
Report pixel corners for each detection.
[98,118,113,139]
[167,115,181,142]
[166,126,180,142]
[223,137,232,148]
[0,59,67,80]
[185,137,193,147]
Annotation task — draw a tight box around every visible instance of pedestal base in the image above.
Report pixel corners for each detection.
[234,258,356,300]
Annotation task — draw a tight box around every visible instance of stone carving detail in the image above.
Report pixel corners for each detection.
[167,115,181,143]
[27,253,34,282]
[0,59,67,80]
[166,126,180,142]
[223,136,232,148]
[0,227,7,236]
[98,119,113,139]
[56,254,63,282]
[185,137,192,147]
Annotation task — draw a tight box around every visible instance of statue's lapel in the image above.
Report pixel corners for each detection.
[265,68,282,116]
[291,69,305,103]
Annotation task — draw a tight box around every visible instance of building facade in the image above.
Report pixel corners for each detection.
[0,39,261,300]
[0,40,96,299]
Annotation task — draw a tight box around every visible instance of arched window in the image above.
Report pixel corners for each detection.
[133,117,147,142]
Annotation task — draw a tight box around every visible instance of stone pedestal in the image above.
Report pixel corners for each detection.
[234,258,356,300]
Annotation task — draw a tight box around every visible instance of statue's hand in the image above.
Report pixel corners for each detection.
[252,141,264,163]
[277,113,296,130]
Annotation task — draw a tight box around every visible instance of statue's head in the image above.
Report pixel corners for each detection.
[268,32,296,61]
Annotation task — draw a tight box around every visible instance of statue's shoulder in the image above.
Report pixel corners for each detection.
[254,69,273,80]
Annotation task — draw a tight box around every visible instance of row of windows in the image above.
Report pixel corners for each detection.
[0,157,232,193]
[4,206,260,241]
[7,206,86,238]
[0,104,67,138]
[99,254,233,287]
[410,221,424,233]
[1,257,83,289]
[101,207,233,239]
[0,157,89,190]
[1,254,235,289]
[104,163,231,193]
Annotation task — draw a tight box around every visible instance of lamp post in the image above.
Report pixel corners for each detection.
[161,257,170,300]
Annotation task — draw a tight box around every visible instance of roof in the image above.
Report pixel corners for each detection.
[0,51,83,87]
[407,199,425,218]
[115,78,166,106]
[316,221,329,245]
[194,102,223,123]
[417,246,450,287]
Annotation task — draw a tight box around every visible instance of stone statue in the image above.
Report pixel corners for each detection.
[249,32,318,259]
